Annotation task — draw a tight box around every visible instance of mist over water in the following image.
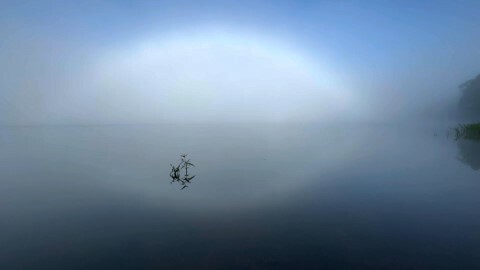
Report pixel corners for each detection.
[1,28,359,125]
[2,1,480,269]
[1,1,479,125]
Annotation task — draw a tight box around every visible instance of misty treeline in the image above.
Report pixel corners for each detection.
[454,74,480,142]
[459,74,480,119]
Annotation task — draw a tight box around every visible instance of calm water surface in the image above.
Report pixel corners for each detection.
[0,124,479,269]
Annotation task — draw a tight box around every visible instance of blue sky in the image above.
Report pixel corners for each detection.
[1,0,480,124]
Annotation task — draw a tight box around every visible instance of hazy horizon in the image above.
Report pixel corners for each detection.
[1,1,480,125]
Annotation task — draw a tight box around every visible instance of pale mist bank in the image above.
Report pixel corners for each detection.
[1,26,475,126]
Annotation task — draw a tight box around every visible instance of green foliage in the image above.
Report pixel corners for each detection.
[452,123,480,141]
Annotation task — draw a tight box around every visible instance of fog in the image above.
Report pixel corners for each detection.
[4,3,480,269]
[1,1,480,125]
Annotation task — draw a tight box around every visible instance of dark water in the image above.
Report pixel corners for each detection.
[1,123,479,270]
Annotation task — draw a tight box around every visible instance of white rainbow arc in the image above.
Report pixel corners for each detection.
[91,28,357,123]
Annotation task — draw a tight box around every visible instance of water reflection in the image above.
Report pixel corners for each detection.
[453,123,480,171]
[3,125,480,269]
[169,154,196,189]
[457,140,480,170]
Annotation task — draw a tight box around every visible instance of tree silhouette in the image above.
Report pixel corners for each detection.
[459,74,480,119]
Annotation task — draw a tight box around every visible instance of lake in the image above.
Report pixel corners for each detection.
[1,123,479,269]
